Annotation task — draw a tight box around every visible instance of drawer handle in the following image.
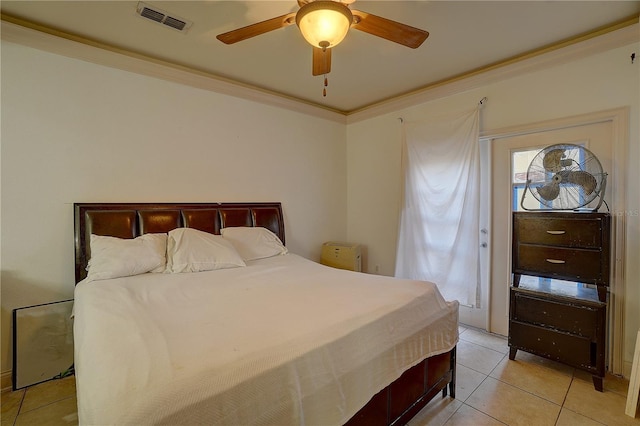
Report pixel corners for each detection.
[546,230,566,235]
[545,258,566,264]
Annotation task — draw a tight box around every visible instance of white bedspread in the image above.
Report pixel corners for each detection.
[73,254,458,425]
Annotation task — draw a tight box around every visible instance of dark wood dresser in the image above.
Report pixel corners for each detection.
[509,211,611,391]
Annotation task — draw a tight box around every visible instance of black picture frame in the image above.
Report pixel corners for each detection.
[12,300,74,390]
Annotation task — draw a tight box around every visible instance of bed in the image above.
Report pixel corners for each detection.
[73,202,458,425]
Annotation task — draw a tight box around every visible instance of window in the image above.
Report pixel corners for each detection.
[512,148,544,211]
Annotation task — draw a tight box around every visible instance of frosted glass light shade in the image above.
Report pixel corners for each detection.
[296,1,353,48]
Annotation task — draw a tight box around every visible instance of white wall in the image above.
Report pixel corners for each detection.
[0,41,348,373]
[346,42,640,374]
[2,34,638,380]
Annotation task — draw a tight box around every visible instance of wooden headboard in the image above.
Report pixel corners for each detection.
[74,202,285,283]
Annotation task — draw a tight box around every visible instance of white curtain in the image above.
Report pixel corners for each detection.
[395,107,480,306]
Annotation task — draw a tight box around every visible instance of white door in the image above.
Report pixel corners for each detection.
[458,138,490,329]
[489,121,613,336]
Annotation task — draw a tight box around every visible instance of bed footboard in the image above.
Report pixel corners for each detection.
[345,347,456,425]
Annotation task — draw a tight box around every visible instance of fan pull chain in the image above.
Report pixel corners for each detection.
[323,74,328,97]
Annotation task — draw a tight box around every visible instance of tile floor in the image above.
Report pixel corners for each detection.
[1,374,77,426]
[410,325,639,426]
[1,325,638,425]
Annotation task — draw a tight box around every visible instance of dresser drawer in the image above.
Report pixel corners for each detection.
[510,290,603,338]
[514,245,605,284]
[514,214,603,248]
[509,321,597,371]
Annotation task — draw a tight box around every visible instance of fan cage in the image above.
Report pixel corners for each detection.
[520,143,607,211]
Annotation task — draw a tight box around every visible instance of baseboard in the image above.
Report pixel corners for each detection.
[1,370,12,393]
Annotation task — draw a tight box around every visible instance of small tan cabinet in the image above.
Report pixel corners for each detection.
[320,242,362,272]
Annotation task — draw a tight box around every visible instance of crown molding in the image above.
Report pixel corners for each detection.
[347,18,639,124]
[0,15,348,124]
[2,13,637,125]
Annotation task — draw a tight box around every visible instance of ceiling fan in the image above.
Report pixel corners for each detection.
[216,0,429,78]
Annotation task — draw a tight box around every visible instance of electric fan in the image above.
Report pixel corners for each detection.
[520,143,607,211]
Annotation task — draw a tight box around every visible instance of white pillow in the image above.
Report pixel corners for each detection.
[166,227,246,273]
[221,227,288,261]
[87,233,167,281]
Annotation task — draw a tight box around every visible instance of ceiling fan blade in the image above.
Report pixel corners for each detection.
[566,170,597,195]
[537,181,560,201]
[312,47,332,76]
[216,12,296,44]
[351,10,429,48]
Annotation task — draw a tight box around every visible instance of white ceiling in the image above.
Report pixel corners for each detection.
[2,1,639,113]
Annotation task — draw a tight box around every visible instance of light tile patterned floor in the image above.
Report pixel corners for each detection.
[1,375,77,426]
[1,326,638,425]
[409,325,640,426]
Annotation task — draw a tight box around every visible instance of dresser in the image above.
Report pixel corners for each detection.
[509,211,611,391]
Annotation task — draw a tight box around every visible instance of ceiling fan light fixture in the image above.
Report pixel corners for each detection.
[296,1,353,49]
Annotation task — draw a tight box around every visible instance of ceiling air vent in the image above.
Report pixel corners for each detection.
[136,2,192,33]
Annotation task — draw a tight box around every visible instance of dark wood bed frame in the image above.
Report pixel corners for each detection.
[74,202,456,425]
